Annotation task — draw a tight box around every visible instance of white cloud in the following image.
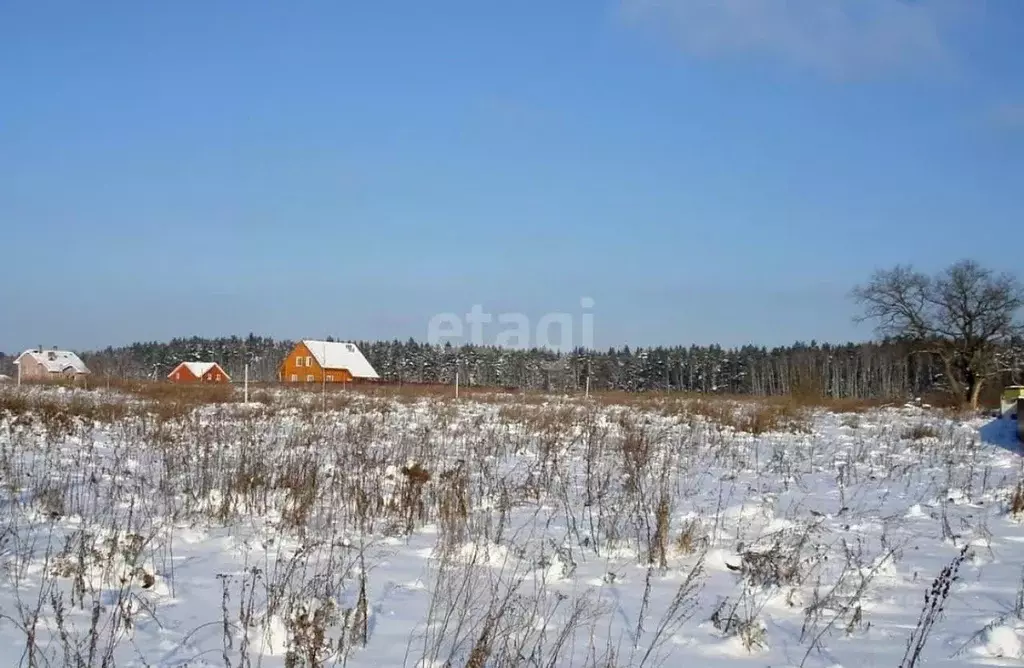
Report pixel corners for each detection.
[619,0,973,79]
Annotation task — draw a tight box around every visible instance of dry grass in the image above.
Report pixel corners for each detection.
[903,424,941,441]
[647,396,814,435]
[675,519,705,556]
[0,380,236,428]
[741,402,812,435]
[0,389,132,427]
[0,377,1001,667]
[0,379,911,441]
[1010,480,1024,518]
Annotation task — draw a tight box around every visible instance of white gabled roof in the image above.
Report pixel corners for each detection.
[171,361,230,380]
[302,340,379,379]
[15,348,90,374]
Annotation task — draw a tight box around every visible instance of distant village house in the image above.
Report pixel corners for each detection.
[279,340,379,383]
[167,362,230,383]
[14,347,91,382]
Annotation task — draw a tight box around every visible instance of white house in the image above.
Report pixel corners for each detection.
[14,347,91,382]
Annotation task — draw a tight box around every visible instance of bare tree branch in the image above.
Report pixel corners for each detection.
[851,260,1024,407]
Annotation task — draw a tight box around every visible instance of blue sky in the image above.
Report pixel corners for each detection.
[2,0,1022,353]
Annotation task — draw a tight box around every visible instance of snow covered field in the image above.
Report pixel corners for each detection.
[1,386,1023,667]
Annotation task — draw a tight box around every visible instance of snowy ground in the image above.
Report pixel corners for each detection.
[1,386,1024,667]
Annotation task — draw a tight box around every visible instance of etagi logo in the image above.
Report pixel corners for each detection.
[427,298,595,351]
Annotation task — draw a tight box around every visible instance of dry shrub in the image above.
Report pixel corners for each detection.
[936,403,982,422]
[741,402,811,435]
[528,404,578,438]
[711,595,768,653]
[279,459,322,533]
[903,424,940,441]
[593,389,679,412]
[36,402,78,440]
[899,545,970,668]
[738,523,822,588]
[0,390,133,437]
[61,394,132,423]
[437,463,470,551]
[496,402,532,425]
[650,492,671,569]
[786,377,896,413]
[667,395,813,435]
[352,381,535,406]
[285,599,340,667]
[687,399,737,427]
[321,391,359,412]
[676,519,706,555]
[917,390,967,410]
[0,390,30,417]
[34,485,66,519]
[133,381,235,405]
[614,388,897,419]
[817,396,894,413]
[124,382,237,422]
[618,416,653,487]
[1010,480,1024,517]
[789,377,827,404]
[400,463,431,534]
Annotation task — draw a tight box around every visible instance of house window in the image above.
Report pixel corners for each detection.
[290,374,298,382]
[296,357,303,367]
[306,374,314,382]
[326,375,333,382]
[306,356,313,367]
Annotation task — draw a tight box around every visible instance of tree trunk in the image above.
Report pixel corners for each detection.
[969,377,984,409]
[938,352,966,404]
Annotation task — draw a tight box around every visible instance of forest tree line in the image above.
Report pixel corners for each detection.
[4,335,1023,402]
[4,260,1020,404]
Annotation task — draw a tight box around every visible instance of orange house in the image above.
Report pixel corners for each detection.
[168,361,231,383]
[278,340,380,384]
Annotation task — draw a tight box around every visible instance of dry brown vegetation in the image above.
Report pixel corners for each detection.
[8,373,922,417]
[0,379,950,443]
[1010,480,1024,518]
[903,423,941,441]
[0,376,1009,667]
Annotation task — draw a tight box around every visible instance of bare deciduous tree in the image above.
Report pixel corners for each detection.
[852,260,1024,408]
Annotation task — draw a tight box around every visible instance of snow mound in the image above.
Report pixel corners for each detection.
[978,625,1023,659]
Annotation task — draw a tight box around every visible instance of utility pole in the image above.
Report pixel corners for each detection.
[243,351,260,405]
[455,356,460,400]
[579,355,591,399]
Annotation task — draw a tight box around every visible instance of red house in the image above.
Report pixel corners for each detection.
[277,340,379,384]
[167,362,231,383]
